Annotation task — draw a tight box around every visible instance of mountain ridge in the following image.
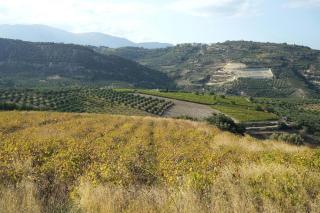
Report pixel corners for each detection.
[0,24,173,49]
[0,38,174,88]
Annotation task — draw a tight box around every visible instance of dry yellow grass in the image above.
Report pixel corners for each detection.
[0,111,319,212]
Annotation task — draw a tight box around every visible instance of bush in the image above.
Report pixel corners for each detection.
[278,121,289,130]
[0,102,35,111]
[255,105,264,111]
[265,106,275,113]
[207,113,245,134]
[270,133,304,145]
[175,115,198,121]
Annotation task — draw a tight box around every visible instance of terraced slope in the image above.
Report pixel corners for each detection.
[97,41,320,98]
[1,111,320,212]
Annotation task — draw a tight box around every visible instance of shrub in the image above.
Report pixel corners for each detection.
[270,133,304,145]
[175,115,198,121]
[255,105,264,111]
[265,106,275,113]
[206,113,245,134]
[278,121,289,130]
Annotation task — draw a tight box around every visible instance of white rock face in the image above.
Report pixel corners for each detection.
[207,63,273,85]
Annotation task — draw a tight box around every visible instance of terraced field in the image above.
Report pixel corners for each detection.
[1,111,320,212]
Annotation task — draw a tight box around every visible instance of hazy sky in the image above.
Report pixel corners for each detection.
[0,0,319,49]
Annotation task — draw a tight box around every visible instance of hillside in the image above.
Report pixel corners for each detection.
[97,41,320,98]
[0,24,173,49]
[0,38,174,89]
[0,111,320,212]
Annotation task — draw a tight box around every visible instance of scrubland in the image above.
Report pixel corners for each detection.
[0,111,319,212]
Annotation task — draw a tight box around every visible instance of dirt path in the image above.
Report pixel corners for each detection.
[138,94,219,120]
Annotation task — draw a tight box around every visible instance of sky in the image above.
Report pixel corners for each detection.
[0,0,319,49]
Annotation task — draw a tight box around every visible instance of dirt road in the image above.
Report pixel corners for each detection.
[138,94,219,120]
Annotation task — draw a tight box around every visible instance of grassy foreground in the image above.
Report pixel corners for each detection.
[0,111,320,212]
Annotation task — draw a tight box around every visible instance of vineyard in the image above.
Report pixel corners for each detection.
[0,88,173,116]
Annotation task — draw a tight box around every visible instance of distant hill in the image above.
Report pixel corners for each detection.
[0,38,175,89]
[0,24,173,49]
[96,41,320,98]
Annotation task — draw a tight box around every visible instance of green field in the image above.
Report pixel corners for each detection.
[138,90,218,104]
[212,104,278,122]
[137,90,278,122]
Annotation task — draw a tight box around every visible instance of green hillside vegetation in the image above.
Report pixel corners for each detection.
[0,88,173,116]
[212,104,278,122]
[137,90,278,122]
[97,41,320,98]
[136,90,320,139]
[223,78,297,97]
[255,98,320,139]
[0,38,174,89]
[0,111,320,212]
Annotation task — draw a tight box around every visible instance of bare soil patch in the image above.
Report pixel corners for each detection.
[138,94,219,120]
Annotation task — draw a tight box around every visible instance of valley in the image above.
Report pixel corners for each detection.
[1,1,319,212]
[1,87,319,145]
[0,37,320,213]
